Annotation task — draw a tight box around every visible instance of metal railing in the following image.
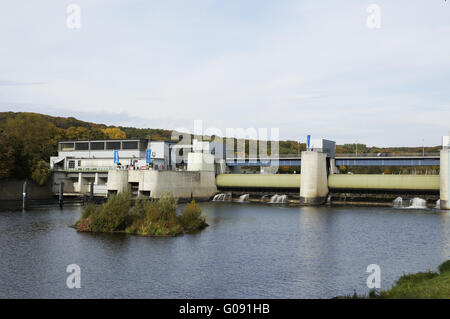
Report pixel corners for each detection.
[334,152,440,158]
[52,167,112,172]
[226,152,440,160]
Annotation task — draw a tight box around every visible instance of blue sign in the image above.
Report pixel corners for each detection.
[307,135,311,150]
[146,149,152,164]
[114,150,119,164]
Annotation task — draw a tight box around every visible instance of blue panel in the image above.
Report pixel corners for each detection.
[335,159,439,166]
[146,149,152,164]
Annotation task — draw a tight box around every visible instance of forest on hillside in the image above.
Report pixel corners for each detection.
[0,112,442,184]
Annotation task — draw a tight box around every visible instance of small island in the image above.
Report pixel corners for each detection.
[75,192,208,236]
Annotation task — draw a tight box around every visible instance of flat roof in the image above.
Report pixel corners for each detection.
[59,139,151,143]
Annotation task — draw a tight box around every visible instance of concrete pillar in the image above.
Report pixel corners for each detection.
[300,151,329,205]
[440,149,450,210]
[75,172,87,193]
[106,170,129,193]
[329,158,340,174]
[94,172,99,185]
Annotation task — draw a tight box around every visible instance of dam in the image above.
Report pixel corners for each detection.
[48,136,450,210]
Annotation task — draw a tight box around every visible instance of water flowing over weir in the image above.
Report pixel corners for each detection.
[392,196,428,209]
[408,197,427,209]
[393,197,403,208]
[269,194,288,204]
[238,194,249,202]
[212,193,232,202]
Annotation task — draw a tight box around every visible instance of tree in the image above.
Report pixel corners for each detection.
[31,160,50,185]
[3,113,60,164]
[102,127,126,139]
[0,134,15,179]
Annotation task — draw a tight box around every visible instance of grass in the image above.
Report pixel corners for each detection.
[346,260,450,299]
[74,192,208,236]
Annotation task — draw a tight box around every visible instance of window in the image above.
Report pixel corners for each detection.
[90,142,105,150]
[106,141,121,150]
[140,140,148,150]
[68,160,75,168]
[122,141,138,149]
[77,160,81,167]
[75,142,89,150]
[60,142,74,151]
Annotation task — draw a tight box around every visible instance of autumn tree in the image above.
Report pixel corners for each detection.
[31,160,50,185]
[3,113,61,169]
[65,126,106,140]
[102,127,126,139]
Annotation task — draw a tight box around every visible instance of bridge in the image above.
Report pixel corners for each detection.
[225,153,441,167]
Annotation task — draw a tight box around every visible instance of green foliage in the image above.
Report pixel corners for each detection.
[179,200,208,233]
[90,192,132,232]
[31,160,50,185]
[81,202,100,219]
[438,260,450,274]
[76,192,207,236]
[394,271,439,286]
[126,193,182,236]
[0,133,15,179]
[346,261,450,299]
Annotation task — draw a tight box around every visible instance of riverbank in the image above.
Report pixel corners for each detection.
[75,192,208,236]
[347,260,450,299]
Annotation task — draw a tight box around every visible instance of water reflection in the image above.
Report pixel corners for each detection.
[0,203,449,298]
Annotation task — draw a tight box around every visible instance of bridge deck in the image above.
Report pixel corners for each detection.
[226,155,440,167]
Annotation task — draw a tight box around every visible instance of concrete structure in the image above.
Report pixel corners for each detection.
[441,149,450,209]
[187,153,215,172]
[226,154,440,167]
[309,139,336,158]
[107,170,217,199]
[51,139,149,170]
[51,138,221,200]
[299,151,329,205]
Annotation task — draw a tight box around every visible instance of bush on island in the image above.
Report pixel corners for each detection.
[75,192,208,236]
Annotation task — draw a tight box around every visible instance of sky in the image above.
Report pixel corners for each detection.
[0,0,449,146]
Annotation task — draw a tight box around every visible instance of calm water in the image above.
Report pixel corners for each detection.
[1,202,450,298]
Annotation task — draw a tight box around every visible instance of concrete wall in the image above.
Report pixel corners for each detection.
[187,153,215,172]
[141,171,216,199]
[106,170,129,193]
[441,149,450,209]
[0,180,53,200]
[107,170,217,200]
[300,151,329,205]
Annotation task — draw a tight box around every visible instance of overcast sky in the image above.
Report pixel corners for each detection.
[0,0,449,146]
